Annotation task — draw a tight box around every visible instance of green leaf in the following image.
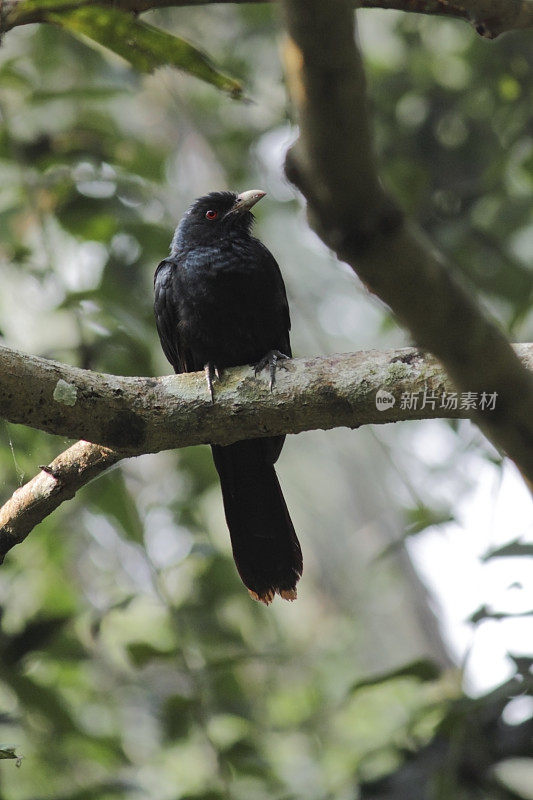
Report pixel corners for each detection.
[48,7,243,97]
[127,642,176,668]
[483,539,533,561]
[508,654,533,677]
[2,673,79,734]
[0,59,34,91]
[349,659,441,694]
[2,614,71,665]
[404,504,454,536]
[468,605,533,624]
[85,468,144,544]
[160,694,199,741]
[33,780,137,800]
[0,743,20,761]
[31,86,125,103]
[221,739,269,777]
[376,504,454,560]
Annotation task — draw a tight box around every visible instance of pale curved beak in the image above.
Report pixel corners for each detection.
[231,189,266,213]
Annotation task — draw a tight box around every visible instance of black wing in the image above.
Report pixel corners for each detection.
[255,240,292,357]
[154,258,190,374]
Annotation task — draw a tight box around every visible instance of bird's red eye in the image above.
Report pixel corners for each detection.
[205,210,218,220]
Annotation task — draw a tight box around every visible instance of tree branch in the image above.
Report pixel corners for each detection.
[4,343,533,453]
[2,0,532,38]
[0,441,120,561]
[280,0,533,489]
[1,343,533,558]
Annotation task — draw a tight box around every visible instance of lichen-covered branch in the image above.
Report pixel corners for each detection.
[2,0,533,38]
[0,441,120,561]
[280,0,533,488]
[1,343,533,558]
[4,343,533,455]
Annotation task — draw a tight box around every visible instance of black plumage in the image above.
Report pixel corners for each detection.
[154,190,302,604]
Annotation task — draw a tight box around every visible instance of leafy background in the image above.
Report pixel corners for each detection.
[0,4,532,798]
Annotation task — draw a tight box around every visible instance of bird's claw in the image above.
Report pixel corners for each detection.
[204,362,220,403]
[254,350,290,391]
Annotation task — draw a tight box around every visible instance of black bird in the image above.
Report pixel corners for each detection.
[154,190,302,604]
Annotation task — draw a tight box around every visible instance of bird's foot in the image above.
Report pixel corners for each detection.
[254,350,290,391]
[204,362,221,403]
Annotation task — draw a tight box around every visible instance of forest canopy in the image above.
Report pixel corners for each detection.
[0,1,532,799]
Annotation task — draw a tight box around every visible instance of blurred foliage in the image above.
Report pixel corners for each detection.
[0,4,531,800]
[361,666,533,800]
[367,20,533,333]
[50,6,242,97]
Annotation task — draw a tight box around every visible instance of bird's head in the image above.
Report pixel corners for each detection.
[171,190,266,252]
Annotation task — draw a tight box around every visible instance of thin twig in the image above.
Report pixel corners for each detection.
[0,441,120,561]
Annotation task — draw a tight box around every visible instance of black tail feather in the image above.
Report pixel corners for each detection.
[211,439,302,604]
